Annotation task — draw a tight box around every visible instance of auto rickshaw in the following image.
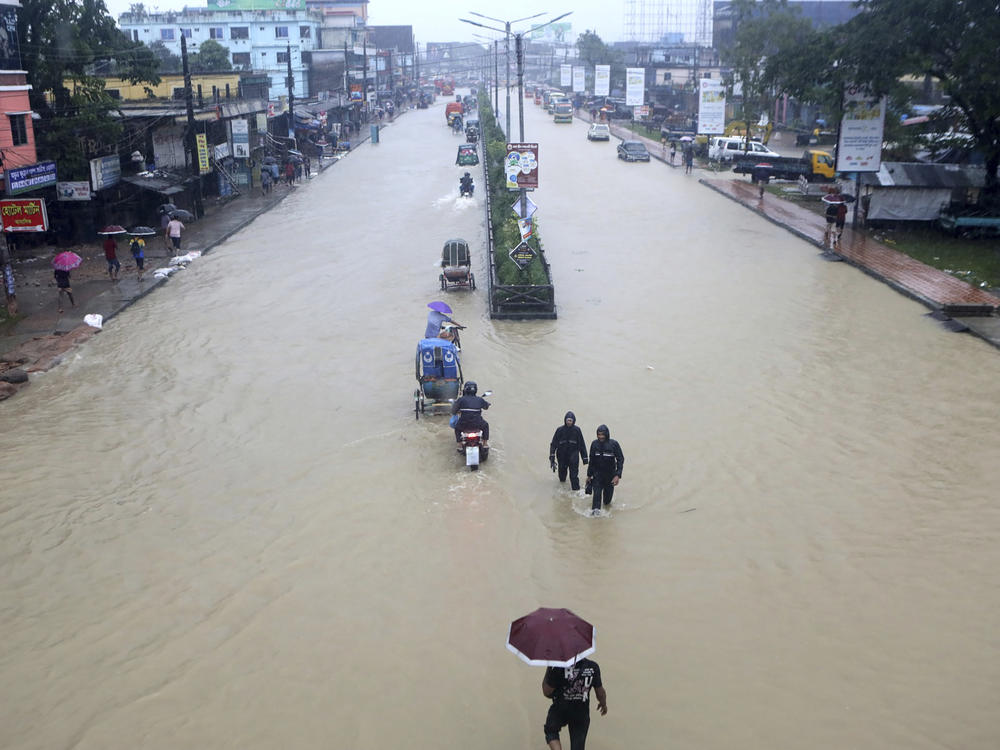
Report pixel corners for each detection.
[456,144,479,166]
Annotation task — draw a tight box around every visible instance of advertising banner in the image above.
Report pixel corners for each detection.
[195,133,211,174]
[528,21,571,43]
[213,141,231,161]
[56,181,92,201]
[0,6,21,71]
[505,142,539,190]
[231,119,250,158]
[572,66,585,93]
[1,198,49,233]
[508,241,536,270]
[89,155,121,191]
[560,65,572,87]
[837,86,887,172]
[594,65,610,97]
[517,217,534,241]
[625,68,645,106]
[5,161,57,196]
[634,105,650,119]
[697,79,726,134]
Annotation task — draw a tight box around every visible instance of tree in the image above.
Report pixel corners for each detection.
[17,0,161,178]
[719,0,812,148]
[148,40,182,74]
[575,30,618,67]
[193,40,232,73]
[842,0,1000,201]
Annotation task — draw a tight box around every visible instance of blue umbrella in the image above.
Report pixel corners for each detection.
[427,301,453,314]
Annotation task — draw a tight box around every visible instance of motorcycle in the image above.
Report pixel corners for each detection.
[459,180,475,198]
[454,390,492,471]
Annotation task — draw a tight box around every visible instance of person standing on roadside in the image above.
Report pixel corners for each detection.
[542,659,608,750]
[549,411,588,491]
[585,425,624,515]
[103,235,120,281]
[129,236,145,281]
[160,209,171,251]
[684,144,694,174]
[165,216,185,252]
[54,268,75,314]
[285,160,295,185]
[669,141,677,165]
[261,167,272,196]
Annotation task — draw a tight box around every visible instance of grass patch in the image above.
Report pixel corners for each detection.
[870,227,1000,291]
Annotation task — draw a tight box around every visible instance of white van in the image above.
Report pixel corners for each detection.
[709,137,780,162]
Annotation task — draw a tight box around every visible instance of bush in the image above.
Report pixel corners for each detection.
[480,99,550,286]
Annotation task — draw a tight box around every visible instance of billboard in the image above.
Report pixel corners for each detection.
[528,22,571,43]
[572,66,585,93]
[56,182,92,201]
[625,68,644,107]
[560,64,572,87]
[505,142,539,190]
[1,198,49,233]
[231,119,250,158]
[5,162,57,196]
[594,65,610,97]
[0,6,21,71]
[697,79,725,134]
[837,85,887,172]
[196,133,211,173]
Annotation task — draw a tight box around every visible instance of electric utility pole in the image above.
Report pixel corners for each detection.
[181,34,204,218]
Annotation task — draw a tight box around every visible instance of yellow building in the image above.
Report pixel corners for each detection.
[61,73,243,102]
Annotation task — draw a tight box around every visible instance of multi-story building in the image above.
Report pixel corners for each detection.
[0,0,38,186]
[117,5,320,98]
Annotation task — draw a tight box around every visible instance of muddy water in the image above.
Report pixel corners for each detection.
[1,96,999,750]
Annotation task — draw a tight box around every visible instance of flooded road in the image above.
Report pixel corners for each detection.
[2,96,1000,750]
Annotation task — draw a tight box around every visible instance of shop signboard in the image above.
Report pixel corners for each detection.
[5,161,57,196]
[504,142,539,190]
[196,133,211,173]
[1,198,49,232]
[89,155,121,191]
[56,181,92,201]
[231,119,250,158]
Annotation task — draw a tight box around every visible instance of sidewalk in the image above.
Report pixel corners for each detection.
[1,119,383,396]
[702,177,1000,347]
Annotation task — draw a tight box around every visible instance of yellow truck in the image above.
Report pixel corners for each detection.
[732,149,836,182]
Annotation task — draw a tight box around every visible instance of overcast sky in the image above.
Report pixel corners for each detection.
[105,0,625,45]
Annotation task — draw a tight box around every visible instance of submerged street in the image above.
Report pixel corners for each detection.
[2,96,1000,750]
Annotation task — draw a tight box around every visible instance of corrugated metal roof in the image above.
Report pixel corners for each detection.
[860,162,986,188]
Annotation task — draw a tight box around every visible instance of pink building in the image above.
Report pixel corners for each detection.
[0,0,37,187]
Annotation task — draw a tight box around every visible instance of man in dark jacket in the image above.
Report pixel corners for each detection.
[451,381,490,446]
[586,425,624,514]
[549,411,588,490]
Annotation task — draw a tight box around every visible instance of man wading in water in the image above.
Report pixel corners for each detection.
[542,659,608,750]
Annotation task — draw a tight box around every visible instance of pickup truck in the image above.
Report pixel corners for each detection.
[732,149,836,182]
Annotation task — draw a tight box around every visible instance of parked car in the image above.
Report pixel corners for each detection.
[709,136,781,162]
[587,123,611,141]
[617,140,650,162]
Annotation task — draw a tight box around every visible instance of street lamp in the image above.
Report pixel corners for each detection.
[460,11,546,137]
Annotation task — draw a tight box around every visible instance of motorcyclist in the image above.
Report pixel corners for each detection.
[585,425,624,514]
[459,172,474,196]
[451,381,490,446]
[549,411,588,491]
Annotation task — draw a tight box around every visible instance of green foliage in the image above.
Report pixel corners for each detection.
[480,99,551,286]
[192,40,233,73]
[147,41,182,75]
[18,0,160,174]
[575,30,619,67]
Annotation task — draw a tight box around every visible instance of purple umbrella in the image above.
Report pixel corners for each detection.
[506,607,596,667]
[427,301,453,314]
[52,251,82,271]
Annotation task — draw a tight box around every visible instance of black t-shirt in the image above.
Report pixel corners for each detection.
[544,659,602,703]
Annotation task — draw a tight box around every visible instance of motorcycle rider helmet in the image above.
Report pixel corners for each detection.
[463,172,470,178]
[463,381,478,396]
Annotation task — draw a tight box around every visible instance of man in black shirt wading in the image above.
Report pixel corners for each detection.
[585,425,625,514]
[549,411,588,491]
[542,658,608,750]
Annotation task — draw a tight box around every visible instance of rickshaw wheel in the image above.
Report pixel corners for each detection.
[470,273,476,290]
[440,274,446,291]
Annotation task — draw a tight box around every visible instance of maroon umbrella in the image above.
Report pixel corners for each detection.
[506,607,595,667]
[97,225,127,235]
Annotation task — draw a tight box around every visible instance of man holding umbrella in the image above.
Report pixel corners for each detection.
[506,607,609,750]
[542,659,608,750]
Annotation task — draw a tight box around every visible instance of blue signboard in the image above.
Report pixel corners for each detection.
[5,161,58,196]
